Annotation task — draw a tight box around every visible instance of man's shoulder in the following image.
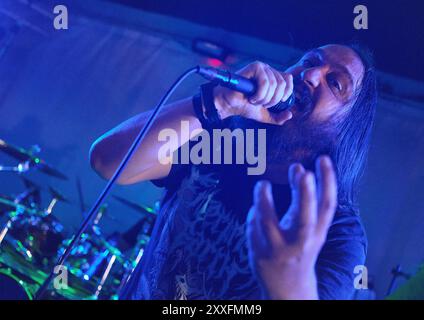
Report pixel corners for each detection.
[327,207,368,247]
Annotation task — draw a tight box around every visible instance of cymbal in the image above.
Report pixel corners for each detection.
[18,177,42,206]
[0,194,13,213]
[96,236,126,264]
[112,195,156,218]
[48,186,70,204]
[0,195,40,215]
[0,139,68,180]
[0,139,30,162]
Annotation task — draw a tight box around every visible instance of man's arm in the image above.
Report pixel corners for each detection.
[246,156,338,300]
[89,97,202,185]
[90,61,294,185]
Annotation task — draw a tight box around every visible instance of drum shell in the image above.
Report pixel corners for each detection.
[0,268,32,300]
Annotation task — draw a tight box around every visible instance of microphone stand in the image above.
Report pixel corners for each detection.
[386,264,411,297]
[34,66,199,299]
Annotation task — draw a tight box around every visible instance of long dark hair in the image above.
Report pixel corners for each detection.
[331,43,378,213]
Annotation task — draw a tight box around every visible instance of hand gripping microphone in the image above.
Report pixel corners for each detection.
[197,65,295,113]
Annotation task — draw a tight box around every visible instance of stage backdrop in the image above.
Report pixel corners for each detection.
[0,0,423,298]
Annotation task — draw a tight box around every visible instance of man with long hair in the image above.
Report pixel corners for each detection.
[90,43,378,299]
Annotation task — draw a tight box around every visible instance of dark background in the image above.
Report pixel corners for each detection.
[112,0,424,82]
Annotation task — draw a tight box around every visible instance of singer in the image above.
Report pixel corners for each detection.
[90,43,377,300]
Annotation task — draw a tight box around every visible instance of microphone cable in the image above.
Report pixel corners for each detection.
[35,66,199,299]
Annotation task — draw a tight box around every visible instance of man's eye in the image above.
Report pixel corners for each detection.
[328,76,342,91]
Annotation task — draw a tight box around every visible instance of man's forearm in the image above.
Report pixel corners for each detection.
[89,97,203,184]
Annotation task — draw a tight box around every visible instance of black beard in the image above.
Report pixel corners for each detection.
[222,112,336,170]
[267,115,335,167]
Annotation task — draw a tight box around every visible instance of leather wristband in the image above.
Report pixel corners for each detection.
[192,93,209,129]
[200,81,222,129]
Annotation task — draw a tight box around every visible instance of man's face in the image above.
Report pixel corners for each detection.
[285,44,365,123]
[226,44,366,171]
[265,44,365,166]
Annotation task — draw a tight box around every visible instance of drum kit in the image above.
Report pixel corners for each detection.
[0,138,157,300]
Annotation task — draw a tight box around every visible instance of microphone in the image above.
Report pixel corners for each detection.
[197,65,295,113]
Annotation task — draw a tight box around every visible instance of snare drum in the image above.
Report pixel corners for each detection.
[8,213,65,266]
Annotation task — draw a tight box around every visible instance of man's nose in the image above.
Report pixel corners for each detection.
[301,65,328,89]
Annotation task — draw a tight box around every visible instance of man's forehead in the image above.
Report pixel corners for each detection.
[306,44,365,88]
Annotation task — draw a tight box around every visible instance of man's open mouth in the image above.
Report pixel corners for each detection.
[293,81,313,113]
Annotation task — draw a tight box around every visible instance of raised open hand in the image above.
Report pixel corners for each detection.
[246,156,337,299]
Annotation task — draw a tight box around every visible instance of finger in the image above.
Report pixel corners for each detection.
[279,163,305,230]
[263,71,288,108]
[315,156,338,238]
[255,65,277,106]
[249,63,269,105]
[246,206,265,254]
[263,68,285,108]
[288,163,305,208]
[281,73,294,102]
[297,171,318,240]
[253,180,284,249]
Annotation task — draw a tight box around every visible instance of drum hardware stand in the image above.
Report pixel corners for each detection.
[74,179,118,299]
[44,187,70,218]
[76,177,87,219]
[0,212,34,261]
[93,204,108,226]
[0,219,13,246]
[0,186,39,260]
[45,198,58,216]
[0,198,32,246]
[13,187,39,207]
[93,254,117,299]
[34,67,199,299]
[109,196,158,298]
[0,161,31,174]
[115,235,149,298]
[114,263,133,298]
[386,264,412,296]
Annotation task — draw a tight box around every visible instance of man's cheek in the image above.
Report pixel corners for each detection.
[310,99,339,122]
